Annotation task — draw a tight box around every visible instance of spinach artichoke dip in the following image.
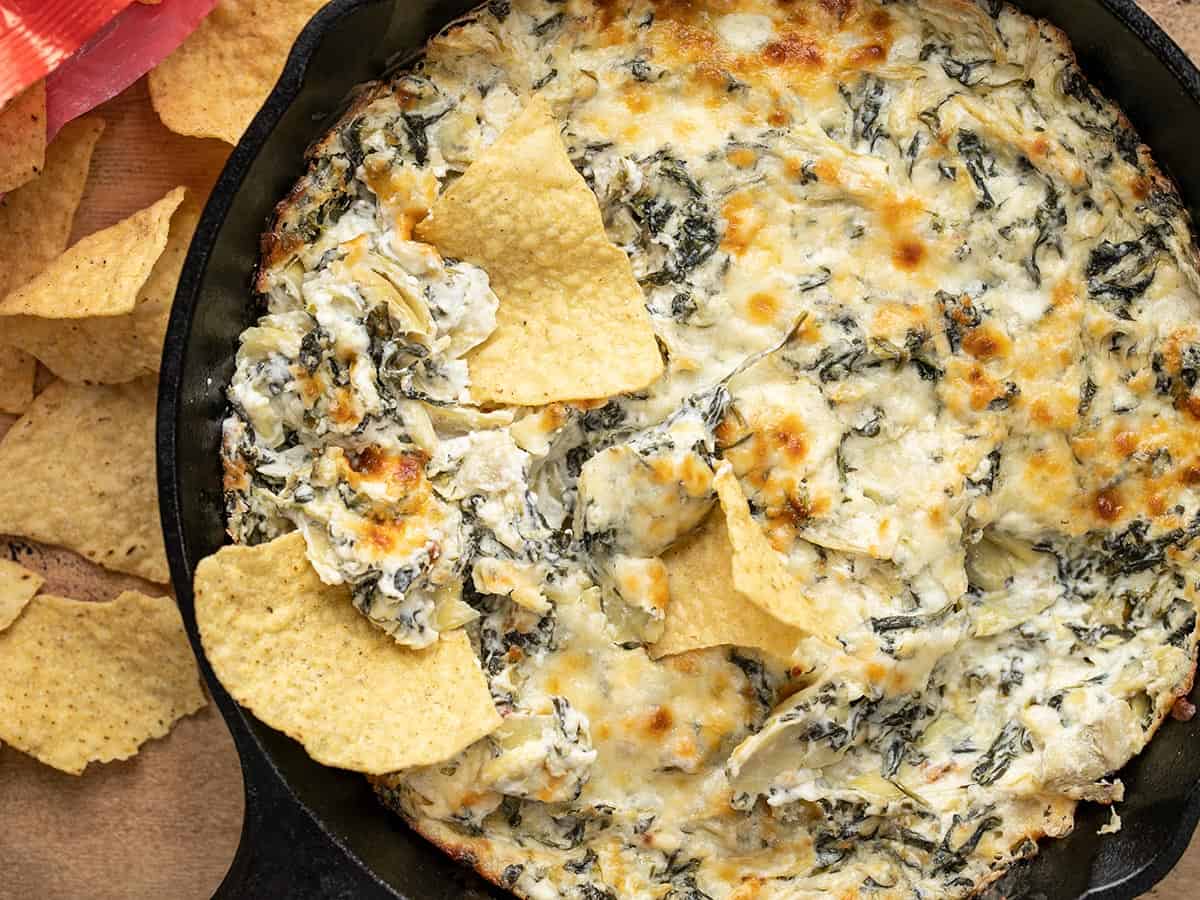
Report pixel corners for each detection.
[220,0,1200,896]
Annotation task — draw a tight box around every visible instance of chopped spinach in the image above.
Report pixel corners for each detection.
[1085,227,1166,308]
[1027,183,1067,286]
[956,130,998,210]
[971,721,1031,786]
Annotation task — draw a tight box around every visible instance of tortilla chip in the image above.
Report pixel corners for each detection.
[0,117,104,302]
[653,510,803,662]
[0,559,43,631]
[415,96,663,405]
[0,186,183,318]
[194,532,501,774]
[0,378,167,583]
[0,590,205,774]
[0,188,192,383]
[714,464,846,638]
[0,348,37,414]
[149,0,328,144]
[0,81,46,193]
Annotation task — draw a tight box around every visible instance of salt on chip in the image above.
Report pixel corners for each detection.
[0,378,167,583]
[415,96,663,405]
[194,532,501,774]
[653,510,803,662]
[0,559,43,632]
[0,188,191,383]
[0,186,182,318]
[714,464,849,638]
[149,0,328,144]
[0,117,104,411]
[0,116,104,302]
[0,590,205,774]
[0,80,46,194]
[0,348,37,414]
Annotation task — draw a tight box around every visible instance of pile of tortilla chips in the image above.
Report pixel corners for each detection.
[0,115,205,774]
[0,0,352,779]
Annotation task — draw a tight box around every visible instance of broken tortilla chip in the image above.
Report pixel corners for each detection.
[0,188,191,383]
[0,559,43,631]
[148,0,328,144]
[0,590,205,774]
[714,464,848,638]
[415,96,663,405]
[0,348,37,414]
[0,116,104,302]
[653,510,803,662]
[0,378,167,583]
[194,532,501,774]
[0,81,47,194]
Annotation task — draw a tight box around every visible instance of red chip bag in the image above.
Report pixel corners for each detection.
[45,0,219,137]
[0,0,137,108]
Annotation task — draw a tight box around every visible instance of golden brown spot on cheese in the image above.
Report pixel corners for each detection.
[646,706,674,736]
[768,106,791,127]
[592,0,621,32]
[1184,395,1200,420]
[878,195,922,229]
[1030,400,1054,427]
[535,775,568,803]
[847,42,887,67]
[665,653,700,676]
[294,368,324,403]
[1148,493,1167,517]
[773,415,808,461]
[783,492,812,527]
[622,83,652,113]
[1051,277,1078,307]
[679,453,715,497]
[813,158,840,183]
[732,877,766,900]
[1095,487,1124,522]
[330,387,360,426]
[747,290,780,324]
[222,460,249,493]
[394,84,421,110]
[359,519,401,556]
[1181,461,1200,486]
[1132,175,1151,201]
[727,147,757,168]
[572,397,609,412]
[965,365,1005,411]
[869,9,892,29]
[351,445,427,490]
[1114,430,1139,458]
[762,34,825,69]
[721,192,764,255]
[962,325,1011,361]
[892,237,926,271]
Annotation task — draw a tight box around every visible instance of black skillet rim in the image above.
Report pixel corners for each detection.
[157,1,1200,897]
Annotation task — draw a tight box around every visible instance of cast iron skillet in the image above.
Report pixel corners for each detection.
[158,1,1200,896]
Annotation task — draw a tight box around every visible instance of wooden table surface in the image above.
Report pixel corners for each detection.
[2,3,1199,898]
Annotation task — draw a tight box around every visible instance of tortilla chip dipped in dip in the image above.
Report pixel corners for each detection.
[194,533,500,774]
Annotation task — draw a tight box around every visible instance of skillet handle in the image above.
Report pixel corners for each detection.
[213,738,392,899]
